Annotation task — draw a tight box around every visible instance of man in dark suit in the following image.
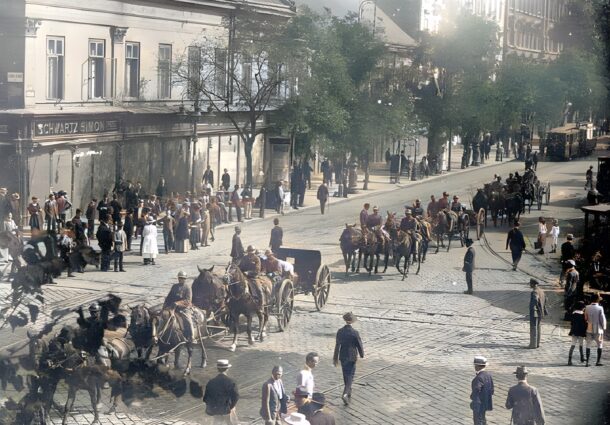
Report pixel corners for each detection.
[317,182,329,214]
[204,359,240,424]
[333,312,364,406]
[505,366,545,425]
[506,221,526,271]
[202,165,215,187]
[463,239,475,294]
[231,226,244,263]
[529,279,548,349]
[221,169,231,191]
[309,393,336,425]
[470,356,494,425]
[269,218,283,252]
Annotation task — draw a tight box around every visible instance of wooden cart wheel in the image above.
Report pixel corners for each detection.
[476,208,485,240]
[314,265,331,311]
[545,182,551,205]
[276,279,294,332]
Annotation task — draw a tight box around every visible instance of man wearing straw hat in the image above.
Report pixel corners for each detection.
[505,366,546,425]
[333,312,364,406]
[470,356,494,425]
[204,359,240,424]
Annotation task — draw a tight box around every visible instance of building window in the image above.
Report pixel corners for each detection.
[47,37,64,100]
[188,46,201,99]
[88,39,105,99]
[158,44,171,99]
[125,42,140,98]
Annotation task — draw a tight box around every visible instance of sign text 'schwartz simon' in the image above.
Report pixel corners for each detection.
[34,120,120,137]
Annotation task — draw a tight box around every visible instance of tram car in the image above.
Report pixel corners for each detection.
[544,123,597,161]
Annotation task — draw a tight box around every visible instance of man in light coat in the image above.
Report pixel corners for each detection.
[141,216,159,265]
[260,365,287,425]
[505,366,545,425]
[584,293,607,366]
[529,279,548,349]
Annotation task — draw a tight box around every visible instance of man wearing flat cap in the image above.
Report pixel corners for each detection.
[333,312,364,406]
[560,234,576,285]
[470,356,494,425]
[204,359,240,424]
[529,279,548,349]
[309,393,335,425]
[505,366,546,425]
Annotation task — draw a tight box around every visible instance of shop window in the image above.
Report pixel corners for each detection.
[158,44,172,99]
[47,36,64,100]
[88,39,105,99]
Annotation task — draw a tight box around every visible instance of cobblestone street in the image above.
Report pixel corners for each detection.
[2,158,609,424]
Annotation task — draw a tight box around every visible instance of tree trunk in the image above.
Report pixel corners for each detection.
[363,152,370,190]
[244,137,254,188]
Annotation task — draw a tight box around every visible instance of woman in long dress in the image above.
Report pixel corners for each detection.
[141,217,159,265]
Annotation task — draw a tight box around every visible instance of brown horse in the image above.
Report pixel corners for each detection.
[223,263,272,352]
[433,209,458,253]
[193,265,228,320]
[362,226,390,274]
[339,224,365,274]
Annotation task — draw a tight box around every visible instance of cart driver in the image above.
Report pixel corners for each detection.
[163,271,194,343]
[412,199,424,218]
[263,249,282,276]
[239,245,262,276]
[450,196,463,214]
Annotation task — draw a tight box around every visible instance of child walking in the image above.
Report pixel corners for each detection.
[550,219,560,254]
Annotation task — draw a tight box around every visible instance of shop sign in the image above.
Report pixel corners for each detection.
[7,72,23,83]
[34,119,120,137]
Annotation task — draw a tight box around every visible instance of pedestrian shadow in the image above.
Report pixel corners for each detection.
[332,273,386,283]
[501,361,568,368]
[461,343,526,350]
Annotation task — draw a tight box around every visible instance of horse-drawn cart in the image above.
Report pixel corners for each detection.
[274,247,331,311]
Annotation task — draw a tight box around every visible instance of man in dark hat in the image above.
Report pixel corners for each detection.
[333,312,364,406]
[269,218,283,252]
[293,386,314,419]
[437,191,450,210]
[450,195,463,213]
[204,359,240,423]
[309,393,336,425]
[506,221,526,271]
[231,226,244,263]
[505,366,545,425]
[529,279,548,349]
[463,239,475,294]
[470,356,494,425]
[564,259,579,315]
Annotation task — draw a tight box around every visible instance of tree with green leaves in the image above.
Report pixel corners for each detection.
[174,6,304,187]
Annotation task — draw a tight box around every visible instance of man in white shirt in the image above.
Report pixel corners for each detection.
[585,293,607,366]
[296,352,319,397]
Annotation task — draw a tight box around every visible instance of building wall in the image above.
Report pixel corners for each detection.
[0,0,26,109]
[504,0,565,59]
[25,0,227,105]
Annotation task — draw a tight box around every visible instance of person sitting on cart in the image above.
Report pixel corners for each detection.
[262,249,282,275]
[277,258,295,278]
[450,195,463,214]
[400,209,418,233]
[412,199,424,218]
[239,245,262,277]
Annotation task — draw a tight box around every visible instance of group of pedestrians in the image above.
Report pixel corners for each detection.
[201,312,362,424]
[470,356,546,425]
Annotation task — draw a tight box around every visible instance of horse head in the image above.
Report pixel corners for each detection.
[224,263,248,300]
[193,265,227,312]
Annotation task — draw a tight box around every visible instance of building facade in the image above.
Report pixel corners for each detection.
[503,0,565,59]
[0,0,294,221]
